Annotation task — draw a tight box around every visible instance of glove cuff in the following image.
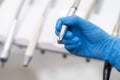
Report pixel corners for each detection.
[106,37,120,71]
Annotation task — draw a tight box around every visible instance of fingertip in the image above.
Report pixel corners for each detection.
[55,18,62,32]
[61,15,81,26]
[73,41,81,48]
[64,42,81,50]
[55,30,59,36]
[63,31,74,39]
[74,37,80,42]
[62,36,80,45]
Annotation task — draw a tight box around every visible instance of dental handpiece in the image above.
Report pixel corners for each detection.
[57,0,80,44]
[0,0,25,66]
[103,11,120,80]
[23,0,56,67]
[23,17,45,67]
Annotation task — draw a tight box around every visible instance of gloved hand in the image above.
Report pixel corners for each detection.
[55,15,120,71]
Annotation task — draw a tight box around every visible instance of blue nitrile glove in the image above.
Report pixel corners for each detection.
[55,15,120,71]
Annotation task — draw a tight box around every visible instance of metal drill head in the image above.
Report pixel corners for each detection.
[57,40,62,44]
[57,37,62,44]
[23,64,28,67]
[0,58,8,68]
[23,56,32,67]
[0,58,8,63]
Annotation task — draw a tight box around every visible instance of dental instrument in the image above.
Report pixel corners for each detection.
[23,0,56,67]
[0,0,27,67]
[57,0,80,44]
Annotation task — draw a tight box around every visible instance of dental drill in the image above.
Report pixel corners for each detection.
[57,0,80,44]
[23,0,56,67]
[103,11,120,80]
[0,0,25,67]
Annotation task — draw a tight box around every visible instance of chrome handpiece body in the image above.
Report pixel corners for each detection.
[57,0,80,44]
